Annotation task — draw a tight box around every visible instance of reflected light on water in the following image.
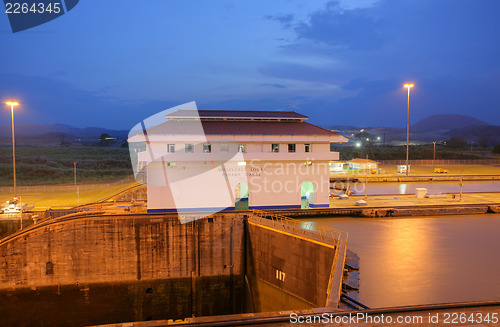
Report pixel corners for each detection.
[398,183,407,194]
[300,221,315,230]
[309,214,500,308]
[376,219,435,307]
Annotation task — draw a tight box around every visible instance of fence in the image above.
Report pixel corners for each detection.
[0,175,136,194]
[45,208,92,219]
[378,159,500,166]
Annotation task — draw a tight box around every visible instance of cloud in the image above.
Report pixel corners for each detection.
[265,14,295,29]
[259,83,287,89]
[0,73,177,129]
[293,1,388,51]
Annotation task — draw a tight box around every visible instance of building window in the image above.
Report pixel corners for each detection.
[185,144,194,153]
[238,144,246,153]
[330,143,336,152]
[167,144,175,153]
[288,144,296,153]
[305,144,311,152]
[167,162,176,167]
[272,144,280,153]
[203,144,211,153]
[221,143,229,152]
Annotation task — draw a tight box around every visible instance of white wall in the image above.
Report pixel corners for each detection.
[146,159,331,211]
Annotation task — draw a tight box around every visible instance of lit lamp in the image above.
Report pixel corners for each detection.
[404,83,414,176]
[5,101,19,197]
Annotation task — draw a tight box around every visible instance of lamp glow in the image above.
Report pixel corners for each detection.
[403,82,414,176]
[5,100,19,197]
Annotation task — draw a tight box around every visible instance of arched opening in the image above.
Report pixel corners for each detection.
[301,181,315,209]
[46,261,54,275]
[235,183,249,210]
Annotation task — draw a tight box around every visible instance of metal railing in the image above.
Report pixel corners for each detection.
[251,209,344,244]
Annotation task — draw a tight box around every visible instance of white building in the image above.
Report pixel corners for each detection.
[128,104,347,213]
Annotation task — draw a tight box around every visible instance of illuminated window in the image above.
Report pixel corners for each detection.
[288,144,296,153]
[185,144,194,153]
[238,144,246,153]
[272,144,279,152]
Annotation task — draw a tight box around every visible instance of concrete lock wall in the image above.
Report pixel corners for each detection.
[0,212,343,326]
[0,212,246,325]
[244,216,339,312]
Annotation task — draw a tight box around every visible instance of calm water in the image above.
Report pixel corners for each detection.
[332,181,500,195]
[308,214,500,308]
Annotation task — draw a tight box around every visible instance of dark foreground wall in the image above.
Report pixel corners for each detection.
[245,215,340,312]
[0,212,245,326]
[0,211,344,327]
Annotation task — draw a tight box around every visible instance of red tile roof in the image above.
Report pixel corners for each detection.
[165,109,308,119]
[348,158,379,164]
[143,120,343,137]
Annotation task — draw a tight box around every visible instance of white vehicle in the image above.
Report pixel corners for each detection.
[0,199,34,214]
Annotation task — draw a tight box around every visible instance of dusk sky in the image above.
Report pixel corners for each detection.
[1,0,500,130]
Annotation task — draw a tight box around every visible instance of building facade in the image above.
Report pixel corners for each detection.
[128,105,347,213]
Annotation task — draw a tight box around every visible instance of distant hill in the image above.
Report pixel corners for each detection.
[0,123,129,146]
[412,114,490,132]
[445,125,500,146]
[0,123,128,138]
[322,114,498,146]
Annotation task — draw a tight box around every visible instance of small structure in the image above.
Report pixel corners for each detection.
[397,165,410,173]
[347,159,379,173]
[329,161,345,173]
[415,188,427,198]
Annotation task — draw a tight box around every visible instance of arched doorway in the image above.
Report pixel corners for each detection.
[235,183,249,210]
[301,181,315,209]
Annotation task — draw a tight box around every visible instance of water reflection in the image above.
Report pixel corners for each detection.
[0,216,33,238]
[332,181,500,196]
[398,183,408,194]
[309,214,500,308]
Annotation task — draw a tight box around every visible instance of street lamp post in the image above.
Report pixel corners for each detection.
[404,83,414,176]
[433,141,437,161]
[5,101,19,197]
[74,162,79,206]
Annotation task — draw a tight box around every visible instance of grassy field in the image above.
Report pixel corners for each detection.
[0,181,139,209]
[0,146,132,186]
[336,144,497,161]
